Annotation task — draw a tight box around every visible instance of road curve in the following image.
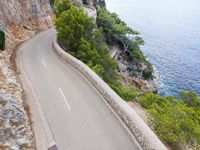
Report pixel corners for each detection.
[18,28,141,150]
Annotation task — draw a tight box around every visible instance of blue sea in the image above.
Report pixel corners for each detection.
[106,0,200,96]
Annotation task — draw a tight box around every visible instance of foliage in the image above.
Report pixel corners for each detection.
[179,91,200,107]
[110,82,137,101]
[54,1,136,101]
[97,8,138,45]
[140,92,200,149]
[142,66,153,80]
[49,0,54,7]
[93,0,106,8]
[0,30,5,51]
[97,8,153,79]
[82,0,88,5]
[54,0,71,17]
[55,4,96,51]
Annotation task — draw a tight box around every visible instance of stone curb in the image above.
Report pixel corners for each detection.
[53,38,167,150]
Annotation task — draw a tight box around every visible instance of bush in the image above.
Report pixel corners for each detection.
[82,0,88,5]
[140,92,200,149]
[179,91,200,107]
[93,0,106,8]
[49,0,54,7]
[110,82,137,101]
[0,30,5,51]
[54,0,71,17]
[142,68,153,80]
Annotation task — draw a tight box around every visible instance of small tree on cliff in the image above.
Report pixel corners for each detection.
[0,30,5,51]
[54,0,71,17]
[55,4,96,52]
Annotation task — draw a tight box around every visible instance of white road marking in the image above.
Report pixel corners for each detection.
[41,59,47,68]
[48,140,57,150]
[58,88,71,111]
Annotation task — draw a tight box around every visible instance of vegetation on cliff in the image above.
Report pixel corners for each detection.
[95,5,200,149]
[93,0,106,8]
[96,8,153,80]
[140,91,200,149]
[49,0,54,7]
[82,0,106,7]
[0,30,5,50]
[54,0,137,101]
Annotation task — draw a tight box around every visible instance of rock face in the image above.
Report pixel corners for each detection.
[0,0,51,26]
[110,46,157,93]
[0,92,33,149]
[0,0,53,149]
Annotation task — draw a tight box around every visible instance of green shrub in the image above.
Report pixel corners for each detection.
[82,0,88,5]
[93,0,106,8]
[49,0,54,7]
[132,49,143,60]
[54,0,71,17]
[142,68,152,80]
[179,91,200,107]
[0,30,5,51]
[110,82,137,101]
[140,92,200,149]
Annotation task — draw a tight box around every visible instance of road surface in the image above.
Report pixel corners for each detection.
[18,28,140,150]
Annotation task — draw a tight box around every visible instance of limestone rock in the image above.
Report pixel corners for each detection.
[0,0,53,149]
[0,0,51,26]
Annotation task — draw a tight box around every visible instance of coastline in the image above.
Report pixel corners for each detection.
[105,0,200,96]
[96,6,157,95]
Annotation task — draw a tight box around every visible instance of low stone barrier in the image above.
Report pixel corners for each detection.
[53,38,167,150]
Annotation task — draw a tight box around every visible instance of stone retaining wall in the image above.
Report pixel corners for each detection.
[53,38,167,150]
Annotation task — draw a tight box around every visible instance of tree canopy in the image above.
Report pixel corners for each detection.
[140,92,200,149]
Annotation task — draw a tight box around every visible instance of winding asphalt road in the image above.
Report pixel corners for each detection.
[18,28,140,150]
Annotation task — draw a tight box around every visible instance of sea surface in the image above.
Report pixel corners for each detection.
[106,0,200,96]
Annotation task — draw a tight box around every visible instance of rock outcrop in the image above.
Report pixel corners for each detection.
[109,46,157,93]
[0,0,51,26]
[0,0,53,149]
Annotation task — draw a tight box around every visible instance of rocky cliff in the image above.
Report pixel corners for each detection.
[0,0,50,25]
[0,0,53,149]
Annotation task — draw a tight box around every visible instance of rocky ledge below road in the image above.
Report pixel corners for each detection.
[110,45,158,94]
[0,16,53,150]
